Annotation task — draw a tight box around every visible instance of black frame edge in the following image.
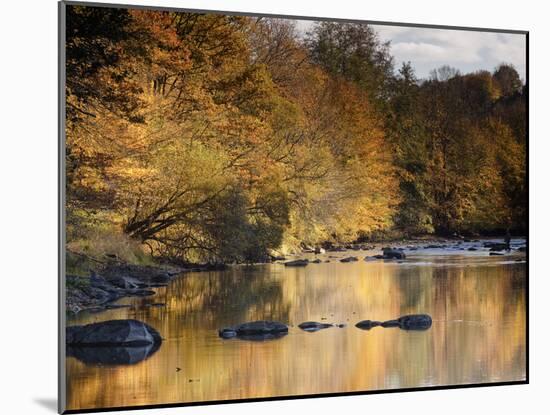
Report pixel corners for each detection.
[62,0,528,35]
[58,1,67,414]
[62,380,528,414]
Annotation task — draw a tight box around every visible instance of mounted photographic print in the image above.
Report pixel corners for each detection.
[58,1,528,413]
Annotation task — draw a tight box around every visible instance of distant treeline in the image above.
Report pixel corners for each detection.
[65,6,526,264]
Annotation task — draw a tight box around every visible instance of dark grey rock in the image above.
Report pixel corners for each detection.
[381,320,400,328]
[218,328,237,339]
[235,321,288,334]
[327,246,347,252]
[298,321,333,332]
[483,242,508,251]
[397,314,432,330]
[312,258,322,264]
[355,320,382,330]
[219,320,289,340]
[90,271,109,289]
[340,256,359,263]
[284,259,309,267]
[102,263,179,283]
[66,319,162,347]
[107,275,140,289]
[382,248,406,259]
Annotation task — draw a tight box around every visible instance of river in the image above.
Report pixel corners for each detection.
[65,239,527,411]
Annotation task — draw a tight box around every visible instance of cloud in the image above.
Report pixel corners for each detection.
[373,25,526,79]
[390,41,481,63]
[292,19,526,80]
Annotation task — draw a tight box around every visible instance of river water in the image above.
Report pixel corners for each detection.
[65,240,527,411]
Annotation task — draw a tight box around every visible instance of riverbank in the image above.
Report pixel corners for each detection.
[65,258,224,314]
[65,235,526,314]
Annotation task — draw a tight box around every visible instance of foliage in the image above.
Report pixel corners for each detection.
[65,6,527,263]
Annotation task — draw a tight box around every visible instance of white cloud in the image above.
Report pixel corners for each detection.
[291,19,526,80]
[390,41,481,63]
[373,25,526,79]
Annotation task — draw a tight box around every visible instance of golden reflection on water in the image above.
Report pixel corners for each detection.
[66,255,526,410]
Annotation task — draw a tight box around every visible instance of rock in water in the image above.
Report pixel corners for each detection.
[396,314,432,330]
[284,259,309,267]
[355,320,382,330]
[382,248,406,259]
[340,256,359,263]
[218,328,238,339]
[483,242,509,251]
[234,321,288,334]
[298,321,334,332]
[219,320,288,340]
[66,319,162,346]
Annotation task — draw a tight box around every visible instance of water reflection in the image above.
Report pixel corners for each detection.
[67,342,161,365]
[66,254,526,411]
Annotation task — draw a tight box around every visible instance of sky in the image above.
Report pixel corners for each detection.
[294,20,526,81]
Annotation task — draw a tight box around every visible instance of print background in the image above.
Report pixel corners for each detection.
[0,1,547,415]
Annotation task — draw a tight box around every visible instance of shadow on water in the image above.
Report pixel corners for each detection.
[67,341,161,365]
[130,267,292,329]
[234,332,288,341]
[33,398,57,413]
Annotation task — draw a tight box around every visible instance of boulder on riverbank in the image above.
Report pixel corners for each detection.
[102,263,178,284]
[219,320,289,340]
[66,319,162,347]
[66,272,157,314]
[298,321,334,332]
[284,259,309,267]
